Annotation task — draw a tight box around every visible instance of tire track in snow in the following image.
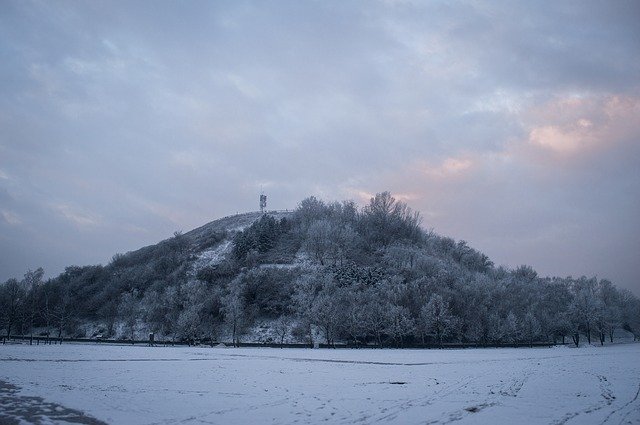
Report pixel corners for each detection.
[600,380,640,425]
[553,372,618,425]
[423,359,537,425]
[351,368,497,424]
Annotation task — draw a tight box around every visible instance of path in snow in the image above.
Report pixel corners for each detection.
[0,343,639,424]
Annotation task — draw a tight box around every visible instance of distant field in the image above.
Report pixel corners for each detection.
[1,343,639,424]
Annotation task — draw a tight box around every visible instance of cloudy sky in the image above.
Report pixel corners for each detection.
[1,1,639,293]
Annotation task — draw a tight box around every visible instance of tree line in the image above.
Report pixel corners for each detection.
[1,192,639,347]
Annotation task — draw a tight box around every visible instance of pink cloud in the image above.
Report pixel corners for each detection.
[522,94,640,159]
[415,156,474,179]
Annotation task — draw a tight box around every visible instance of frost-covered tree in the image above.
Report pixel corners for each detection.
[118,290,139,340]
[520,310,541,346]
[0,278,25,337]
[421,294,457,346]
[51,283,76,339]
[552,312,573,345]
[361,191,421,247]
[312,292,341,346]
[329,224,359,266]
[487,312,506,343]
[3,191,639,350]
[22,268,44,344]
[569,278,599,345]
[596,279,622,343]
[222,288,245,347]
[292,272,331,346]
[503,312,519,343]
[384,304,415,347]
[176,305,201,342]
[619,289,640,340]
[304,219,333,265]
[273,315,292,347]
[338,291,368,346]
[363,295,390,347]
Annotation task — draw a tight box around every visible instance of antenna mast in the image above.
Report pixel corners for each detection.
[260,192,267,213]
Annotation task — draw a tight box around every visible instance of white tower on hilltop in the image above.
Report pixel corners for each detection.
[260,193,267,213]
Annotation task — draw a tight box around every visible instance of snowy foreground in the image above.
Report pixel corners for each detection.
[1,343,639,424]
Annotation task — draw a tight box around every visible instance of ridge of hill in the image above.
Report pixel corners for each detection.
[184,210,293,244]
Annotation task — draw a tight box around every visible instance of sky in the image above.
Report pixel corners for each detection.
[0,1,639,294]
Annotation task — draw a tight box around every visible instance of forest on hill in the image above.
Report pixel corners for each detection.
[1,192,639,347]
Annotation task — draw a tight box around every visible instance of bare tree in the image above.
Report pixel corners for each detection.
[339,293,368,347]
[304,220,333,265]
[569,278,599,345]
[51,285,76,339]
[312,292,341,346]
[1,278,25,338]
[118,290,140,341]
[222,289,245,347]
[273,316,292,347]
[596,279,622,343]
[23,268,44,344]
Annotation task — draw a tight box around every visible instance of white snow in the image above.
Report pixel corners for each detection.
[1,343,639,424]
[191,239,233,273]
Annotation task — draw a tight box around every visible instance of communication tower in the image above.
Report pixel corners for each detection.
[260,193,267,213]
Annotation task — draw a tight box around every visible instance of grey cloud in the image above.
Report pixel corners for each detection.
[0,0,638,294]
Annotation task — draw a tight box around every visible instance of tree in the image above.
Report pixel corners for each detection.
[596,279,622,343]
[1,278,25,337]
[222,287,245,347]
[339,292,368,347]
[170,230,189,256]
[304,220,333,265]
[485,312,507,343]
[312,292,341,346]
[619,289,640,340]
[51,284,76,339]
[176,305,201,343]
[118,290,139,340]
[552,312,572,345]
[569,278,599,345]
[361,192,421,247]
[296,196,329,230]
[39,280,56,335]
[520,309,541,346]
[273,315,292,347]
[384,305,415,348]
[421,294,457,347]
[293,272,332,346]
[23,268,44,344]
[503,312,519,343]
[538,279,573,343]
[362,294,389,347]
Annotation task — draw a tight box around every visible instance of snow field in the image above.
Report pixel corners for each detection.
[0,343,639,424]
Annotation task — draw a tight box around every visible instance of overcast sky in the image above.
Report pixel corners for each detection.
[1,1,639,294]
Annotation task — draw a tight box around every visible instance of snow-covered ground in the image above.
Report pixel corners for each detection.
[1,343,639,424]
[190,239,234,274]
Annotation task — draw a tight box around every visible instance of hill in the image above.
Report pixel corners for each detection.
[1,193,639,347]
